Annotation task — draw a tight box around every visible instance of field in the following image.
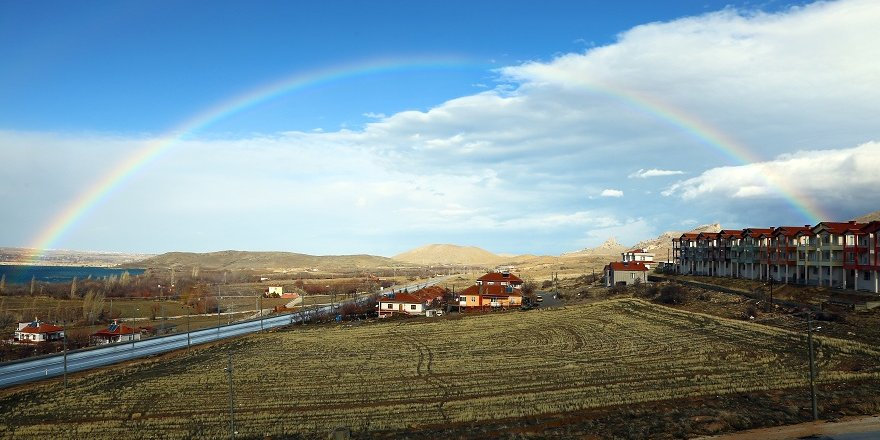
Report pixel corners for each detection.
[1,298,879,439]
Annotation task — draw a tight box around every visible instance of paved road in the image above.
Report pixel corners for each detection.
[0,277,447,389]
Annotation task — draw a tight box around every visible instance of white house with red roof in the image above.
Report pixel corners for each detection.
[13,319,65,344]
[621,248,655,268]
[378,292,430,317]
[604,261,649,287]
[91,320,141,345]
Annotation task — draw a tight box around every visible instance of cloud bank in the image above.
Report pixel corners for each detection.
[3,0,879,255]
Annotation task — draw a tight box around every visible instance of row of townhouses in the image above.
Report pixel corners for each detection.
[672,221,880,293]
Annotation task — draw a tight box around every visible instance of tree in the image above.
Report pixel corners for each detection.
[0,273,5,294]
[120,271,131,287]
[82,290,105,324]
[69,276,78,299]
[29,276,35,296]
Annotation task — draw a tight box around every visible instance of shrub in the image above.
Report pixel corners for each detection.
[741,304,759,320]
[656,285,685,304]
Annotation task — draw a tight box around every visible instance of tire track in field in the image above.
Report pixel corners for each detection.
[390,323,451,424]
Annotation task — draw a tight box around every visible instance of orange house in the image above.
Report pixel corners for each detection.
[458,271,524,310]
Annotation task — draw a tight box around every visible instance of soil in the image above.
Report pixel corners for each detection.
[349,381,880,440]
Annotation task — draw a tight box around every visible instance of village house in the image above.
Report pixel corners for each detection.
[91,320,141,345]
[604,261,649,287]
[621,248,655,268]
[378,292,431,317]
[457,271,524,311]
[13,319,64,344]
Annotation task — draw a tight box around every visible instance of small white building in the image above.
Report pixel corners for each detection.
[378,292,428,318]
[265,286,283,297]
[13,320,65,344]
[621,248,655,269]
[91,320,141,345]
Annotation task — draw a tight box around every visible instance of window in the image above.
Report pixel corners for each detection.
[410,304,417,310]
[385,303,393,309]
[865,271,871,281]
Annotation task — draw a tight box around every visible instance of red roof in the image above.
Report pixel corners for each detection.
[477,272,524,284]
[625,248,651,253]
[678,233,700,240]
[606,261,649,272]
[92,322,138,337]
[743,228,774,238]
[813,221,866,235]
[719,230,744,238]
[379,292,428,304]
[773,226,812,238]
[18,323,63,334]
[459,284,522,297]
[860,221,880,234]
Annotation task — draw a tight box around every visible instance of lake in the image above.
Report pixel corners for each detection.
[0,265,146,284]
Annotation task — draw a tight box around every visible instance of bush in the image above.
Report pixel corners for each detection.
[815,311,845,323]
[609,284,628,296]
[541,280,553,289]
[656,285,685,304]
[741,304,759,320]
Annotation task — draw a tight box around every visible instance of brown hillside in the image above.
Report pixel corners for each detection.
[393,244,504,266]
[855,210,880,222]
[131,250,395,271]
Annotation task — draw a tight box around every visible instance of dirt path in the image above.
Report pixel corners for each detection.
[693,415,880,439]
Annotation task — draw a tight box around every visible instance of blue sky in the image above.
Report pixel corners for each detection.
[2,0,879,256]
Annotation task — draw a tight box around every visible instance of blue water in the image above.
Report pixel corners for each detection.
[0,265,145,284]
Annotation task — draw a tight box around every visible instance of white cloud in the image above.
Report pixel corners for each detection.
[663,142,880,200]
[629,168,684,178]
[5,0,880,254]
[601,189,624,198]
[662,142,880,222]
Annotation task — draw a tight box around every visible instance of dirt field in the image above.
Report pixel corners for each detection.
[1,298,878,439]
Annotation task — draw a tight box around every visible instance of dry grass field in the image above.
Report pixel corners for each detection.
[1,298,879,439]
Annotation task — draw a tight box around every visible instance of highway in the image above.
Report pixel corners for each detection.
[0,278,446,389]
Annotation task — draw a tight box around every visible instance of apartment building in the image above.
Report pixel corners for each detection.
[673,220,879,294]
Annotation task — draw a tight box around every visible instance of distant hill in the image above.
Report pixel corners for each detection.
[0,247,154,267]
[131,250,395,271]
[563,223,722,261]
[630,223,722,262]
[393,244,504,266]
[855,210,880,222]
[562,237,628,257]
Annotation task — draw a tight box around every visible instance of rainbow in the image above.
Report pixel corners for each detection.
[25,56,828,262]
[22,55,485,263]
[607,86,829,224]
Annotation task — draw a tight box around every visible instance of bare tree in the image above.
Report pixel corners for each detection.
[82,290,106,324]
[69,276,78,299]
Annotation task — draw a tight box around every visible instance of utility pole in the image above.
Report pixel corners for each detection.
[62,321,68,390]
[217,286,222,339]
[225,350,236,439]
[769,278,774,309]
[807,312,818,421]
